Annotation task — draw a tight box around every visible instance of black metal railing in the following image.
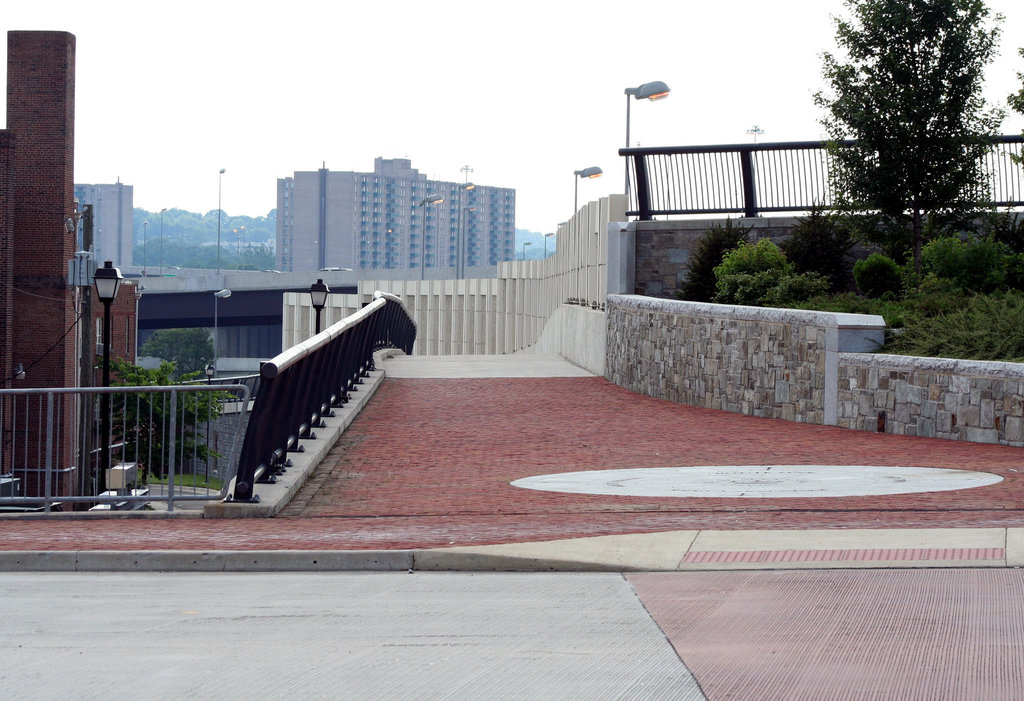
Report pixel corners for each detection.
[231,291,415,503]
[621,135,1024,220]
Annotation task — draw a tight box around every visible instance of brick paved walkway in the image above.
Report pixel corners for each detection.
[3,375,1022,552]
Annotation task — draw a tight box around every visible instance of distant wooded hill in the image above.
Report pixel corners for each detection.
[132,208,276,270]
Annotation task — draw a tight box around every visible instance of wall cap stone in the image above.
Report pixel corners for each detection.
[841,352,1024,379]
[608,294,886,331]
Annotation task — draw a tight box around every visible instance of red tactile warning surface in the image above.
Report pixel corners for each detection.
[681,547,1004,563]
[629,569,1024,699]
[3,376,1024,551]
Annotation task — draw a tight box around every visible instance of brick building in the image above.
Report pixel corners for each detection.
[1,31,137,499]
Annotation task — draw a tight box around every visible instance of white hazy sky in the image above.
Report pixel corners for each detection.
[3,0,1023,233]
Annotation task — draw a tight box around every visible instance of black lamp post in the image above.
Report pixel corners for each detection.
[93,260,123,495]
[205,363,215,385]
[310,278,330,334]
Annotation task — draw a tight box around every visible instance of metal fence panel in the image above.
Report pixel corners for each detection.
[0,384,249,512]
[622,136,1024,219]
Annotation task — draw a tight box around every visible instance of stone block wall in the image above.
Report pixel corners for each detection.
[837,354,1024,447]
[605,294,1024,449]
[605,295,886,425]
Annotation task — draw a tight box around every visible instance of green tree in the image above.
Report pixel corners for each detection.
[1011,47,1024,162]
[140,328,213,376]
[779,209,855,292]
[110,359,223,481]
[815,0,1005,273]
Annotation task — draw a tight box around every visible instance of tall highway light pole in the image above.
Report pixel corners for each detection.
[624,81,670,202]
[418,194,444,280]
[573,166,603,213]
[217,168,225,274]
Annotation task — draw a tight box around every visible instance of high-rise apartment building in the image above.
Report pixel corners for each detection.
[74,182,134,267]
[276,158,515,273]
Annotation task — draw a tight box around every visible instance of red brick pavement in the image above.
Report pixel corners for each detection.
[2,376,1024,551]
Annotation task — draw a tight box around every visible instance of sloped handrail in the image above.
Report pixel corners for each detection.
[231,291,415,502]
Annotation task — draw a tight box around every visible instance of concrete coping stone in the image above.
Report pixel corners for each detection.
[840,351,1024,379]
[608,294,886,331]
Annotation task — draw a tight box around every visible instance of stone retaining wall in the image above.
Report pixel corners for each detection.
[837,353,1024,446]
[605,295,885,426]
[601,295,1024,448]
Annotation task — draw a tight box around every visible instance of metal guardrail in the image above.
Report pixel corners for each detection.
[621,135,1024,220]
[0,384,249,512]
[184,372,261,400]
[231,291,415,503]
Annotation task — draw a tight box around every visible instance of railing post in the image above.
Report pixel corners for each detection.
[167,389,177,512]
[740,149,758,218]
[633,155,653,221]
[44,392,54,513]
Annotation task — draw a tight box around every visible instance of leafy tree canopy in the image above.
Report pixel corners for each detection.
[1011,47,1024,161]
[133,208,277,271]
[815,0,1005,271]
[139,328,213,377]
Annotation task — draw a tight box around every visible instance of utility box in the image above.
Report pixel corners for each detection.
[0,477,21,497]
[106,462,138,490]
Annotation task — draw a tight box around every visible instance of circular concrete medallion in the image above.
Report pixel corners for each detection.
[510,465,1003,499]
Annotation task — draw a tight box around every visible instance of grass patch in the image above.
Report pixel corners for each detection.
[148,473,223,491]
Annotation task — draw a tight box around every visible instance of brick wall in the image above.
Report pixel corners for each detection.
[90,281,140,377]
[5,31,78,496]
[0,130,12,388]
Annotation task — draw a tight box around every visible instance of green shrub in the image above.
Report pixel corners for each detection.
[886,292,1024,361]
[779,209,855,292]
[853,253,902,298]
[789,293,909,327]
[1005,253,1024,290]
[981,211,1024,254]
[713,270,781,306]
[678,219,750,302]
[714,238,790,279]
[920,235,1009,293]
[901,274,972,317]
[712,239,829,307]
[762,273,831,306]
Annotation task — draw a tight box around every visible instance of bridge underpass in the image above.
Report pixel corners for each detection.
[138,285,357,364]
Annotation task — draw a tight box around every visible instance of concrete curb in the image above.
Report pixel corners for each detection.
[3,527,1021,572]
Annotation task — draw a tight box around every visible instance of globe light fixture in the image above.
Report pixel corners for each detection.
[309,278,330,334]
